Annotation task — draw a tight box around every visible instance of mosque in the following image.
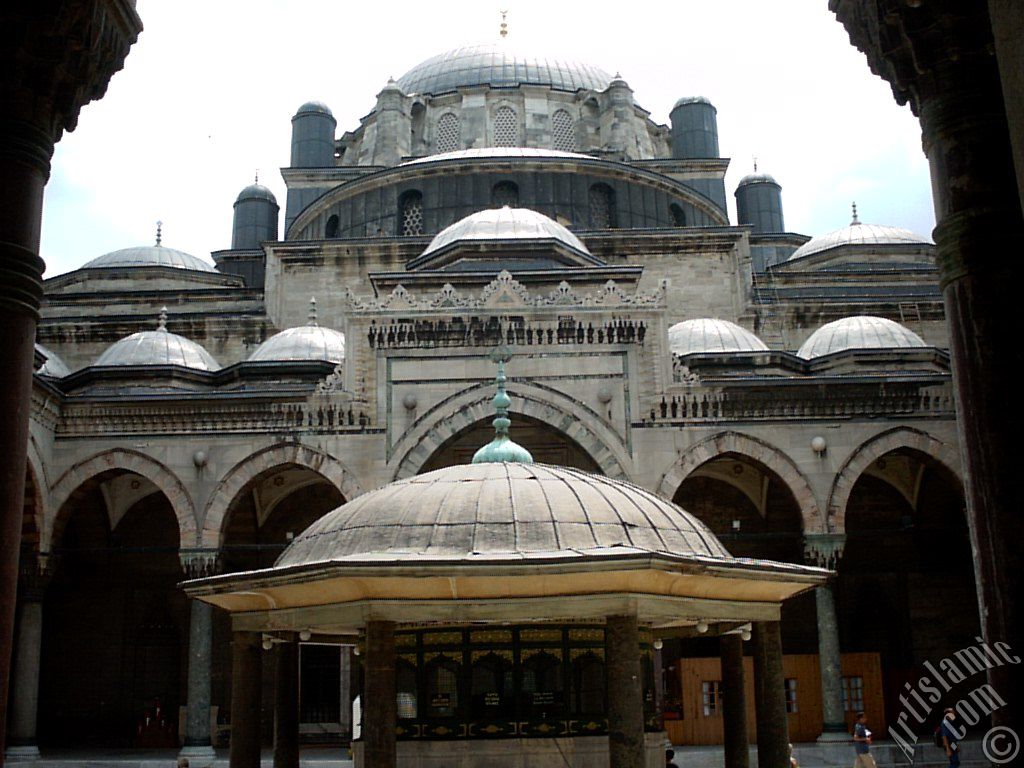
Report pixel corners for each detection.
[8,35,978,768]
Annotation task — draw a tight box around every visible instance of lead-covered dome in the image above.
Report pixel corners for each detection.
[397,43,613,96]
[797,315,928,359]
[83,245,215,272]
[35,343,71,377]
[402,147,591,166]
[277,462,731,568]
[249,301,345,364]
[422,206,590,258]
[95,313,220,370]
[235,182,278,205]
[789,222,931,261]
[668,319,768,356]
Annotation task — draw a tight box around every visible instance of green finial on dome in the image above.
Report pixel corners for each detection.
[472,346,533,465]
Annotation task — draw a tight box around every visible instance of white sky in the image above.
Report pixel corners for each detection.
[39,0,936,277]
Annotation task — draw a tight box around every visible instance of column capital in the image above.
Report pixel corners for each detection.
[180,549,222,579]
[804,533,846,570]
[17,551,54,602]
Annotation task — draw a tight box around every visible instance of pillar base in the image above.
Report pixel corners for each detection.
[817,725,851,743]
[179,744,217,760]
[4,745,40,761]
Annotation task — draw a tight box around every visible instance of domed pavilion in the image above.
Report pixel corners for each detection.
[185,356,827,768]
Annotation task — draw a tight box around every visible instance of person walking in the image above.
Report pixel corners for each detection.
[940,708,961,767]
[853,711,877,768]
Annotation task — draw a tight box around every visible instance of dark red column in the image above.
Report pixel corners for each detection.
[364,621,396,768]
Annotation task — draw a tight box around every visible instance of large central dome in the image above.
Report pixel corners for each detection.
[397,43,613,96]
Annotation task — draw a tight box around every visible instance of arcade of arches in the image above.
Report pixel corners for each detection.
[6,436,980,751]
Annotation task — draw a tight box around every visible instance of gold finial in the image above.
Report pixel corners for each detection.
[499,9,508,38]
[308,296,318,326]
[155,220,163,246]
[851,201,860,225]
[158,306,168,331]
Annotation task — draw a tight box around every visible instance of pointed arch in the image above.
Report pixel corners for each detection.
[200,443,363,549]
[658,431,822,533]
[46,448,196,554]
[827,426,962,534]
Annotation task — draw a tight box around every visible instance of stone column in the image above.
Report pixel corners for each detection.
[0,11,141,763]
[606,615,645,768]
[180,552,219,760]
[339,645,352,736]
[719,633,749,768]
[805,534,847,741]
[363,621,396,768]
[273,638,300,768]
[229,631,263,768]
[832,0,1024,735]
[4,564,48,761]
[751,621,788,768]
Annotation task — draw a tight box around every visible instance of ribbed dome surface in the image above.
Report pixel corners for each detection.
[668,319,768,356]
[423,206,590,257]
[249,325,346,364]
[797,316,928,359]
[397,43,613,96]
[83,246,215,272]
[276,462,732,567]
[95,328,220,370]
[789,222,931,261]
[35,343,71,377]
[403,147,590,165]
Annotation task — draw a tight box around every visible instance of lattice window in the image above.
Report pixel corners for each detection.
[493,106,519,147]
[785,678,799,714]
[701,680,722,717]
[399,191,423,236]
[491,181,519,207]
[842,676,865,712]
[551,109,576,151]
[435,113,460,153]
[588,183,616,228]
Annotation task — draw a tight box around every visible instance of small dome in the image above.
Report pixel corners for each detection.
[397,43,613,96]
[276,461,732,568]
[672,96,713,110]
[738,172,779,187]
[668,319,768,356]
[235,183,278,205]
[422,206,590,258]
[797,316,928,359]
[402,147,591,166]
[95,315,219,371]
[35,343,70,377]
[249,326,345,364]
[789,222,931,261]
[294,100,334,118]
[83,245,215,272]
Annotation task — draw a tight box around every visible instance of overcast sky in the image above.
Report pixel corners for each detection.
[39,0,936,276]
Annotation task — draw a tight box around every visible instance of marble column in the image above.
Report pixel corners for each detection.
[4,579,45,761]
[180,600,216,759]
[363,621,396,768]
[229,631,263,768]
[273,638,300,768]
[606,615,645,768]
[339,645,352,736]
[805,534,846,741]
[0,11,141,763]
[832,0,1024,736]
[752,621,788,768]
[719,633,749,768]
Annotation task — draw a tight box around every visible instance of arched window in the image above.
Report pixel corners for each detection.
[491,181,519,208]
[325,214,339,238]
[471,651,514,717]
[551,109,576,152]
[588,183,617,228]
[670,203,686,227]
[571,651,605,715]
[520,649,564,715]
[396,657,418,719]
[424,653,460,717]
[493,106,519,147]
[410,102,427,155]
[399,190,424,236]
[435,113,460,153]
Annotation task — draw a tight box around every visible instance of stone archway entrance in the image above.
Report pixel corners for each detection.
[419,413,601,473]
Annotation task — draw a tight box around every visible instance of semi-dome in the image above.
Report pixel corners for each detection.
[397,43,613,96]
[83,245,215,272]
[422,206,590,258]
[797,315,928,359]
[35,343,71,377]
[277,461,732,568]
[294,100,334,117]
[402,147,591,165]
[95,311,220,370]
[235,182,278,205]
[789,220,931,261]
[668,319,768,356]
[249,300,345,364]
